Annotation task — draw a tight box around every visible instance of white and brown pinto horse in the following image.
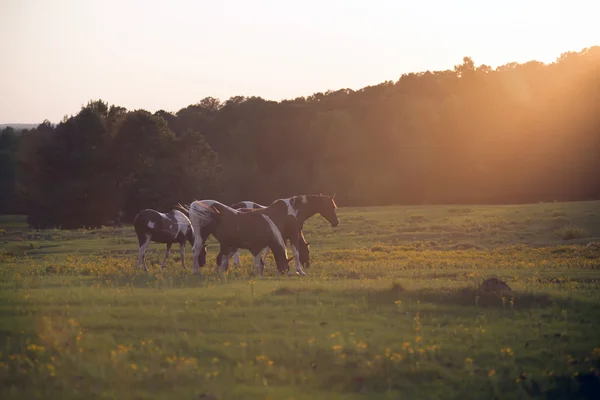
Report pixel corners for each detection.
[132,209,197,271]
[184,200,295,276]
[278,194,339,275]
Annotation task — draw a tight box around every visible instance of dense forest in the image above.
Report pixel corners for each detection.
[1,47,599,229]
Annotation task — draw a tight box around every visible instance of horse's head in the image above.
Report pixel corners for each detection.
[276,256,294,274]
[318,193,339,227]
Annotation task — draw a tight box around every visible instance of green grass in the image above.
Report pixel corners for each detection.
[1,201,600,399]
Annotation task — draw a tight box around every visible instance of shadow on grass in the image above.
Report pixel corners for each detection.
[314,346,600,400]
[342,283,585,311]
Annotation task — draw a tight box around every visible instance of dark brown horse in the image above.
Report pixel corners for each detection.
[184,200,295,276]
[223,201,311,270]
[132,209,197,271]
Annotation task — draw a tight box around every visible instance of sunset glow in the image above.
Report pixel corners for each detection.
[1,0,598,123]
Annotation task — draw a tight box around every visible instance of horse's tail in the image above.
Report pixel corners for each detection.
[176,203,190,216]
[187,201,220,231]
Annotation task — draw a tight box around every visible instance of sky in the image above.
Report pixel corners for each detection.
[1,0,598,123]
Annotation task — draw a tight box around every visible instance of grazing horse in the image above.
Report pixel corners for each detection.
[230,194,339,275]
[184,200,295,276]
[225,201,311,269]
[132,209,197,271]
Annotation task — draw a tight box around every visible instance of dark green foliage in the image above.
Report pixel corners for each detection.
[9,102,222,229]
[1,48,600,228]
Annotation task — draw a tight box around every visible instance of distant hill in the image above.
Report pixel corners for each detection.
[0,123,38,131]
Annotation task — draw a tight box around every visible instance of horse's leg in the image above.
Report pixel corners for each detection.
[192,234,203,275]
[253,252,264,276]
[138,234,151,272]
[261,247,271,265]
[232,249,241,266]
[290,236,306,276]
[160,242,172,269]
[219,248,233,274]
[179,242,186,269]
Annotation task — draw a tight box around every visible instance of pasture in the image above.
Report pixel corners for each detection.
[1,201,600,399]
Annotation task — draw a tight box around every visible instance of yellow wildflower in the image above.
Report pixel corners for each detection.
[130,363,137,372]
[332,345,342,352]
[117,344,130,354]
[488,369,496,377]
[308,337,316,344]
[166,355,177,364]
[501,347,513,356]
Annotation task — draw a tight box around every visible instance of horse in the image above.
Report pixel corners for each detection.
[229,194,339,275]
[132,208,199,271]
[183,200,295,276]
[225,201,311,269]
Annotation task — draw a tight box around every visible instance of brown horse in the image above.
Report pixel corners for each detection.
[224,201,311,270]
[184,200,295,276]
[223,194,339,275]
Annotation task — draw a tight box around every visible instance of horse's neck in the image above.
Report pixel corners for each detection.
[297,199,319,223]
[268,235,287,263]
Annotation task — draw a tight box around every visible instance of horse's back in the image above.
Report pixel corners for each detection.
[166,209,191,225]
[231,201,265,210]
[133,209,163,228]
[213,210,273,249]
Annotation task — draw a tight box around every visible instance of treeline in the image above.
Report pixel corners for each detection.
[1,47,599,229]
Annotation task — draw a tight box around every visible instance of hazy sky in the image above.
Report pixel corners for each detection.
[1,0,598,123]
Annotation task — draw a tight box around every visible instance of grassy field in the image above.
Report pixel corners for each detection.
[1,201,600,399]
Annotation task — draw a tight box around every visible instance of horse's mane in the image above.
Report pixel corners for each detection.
[206,201,238,217]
